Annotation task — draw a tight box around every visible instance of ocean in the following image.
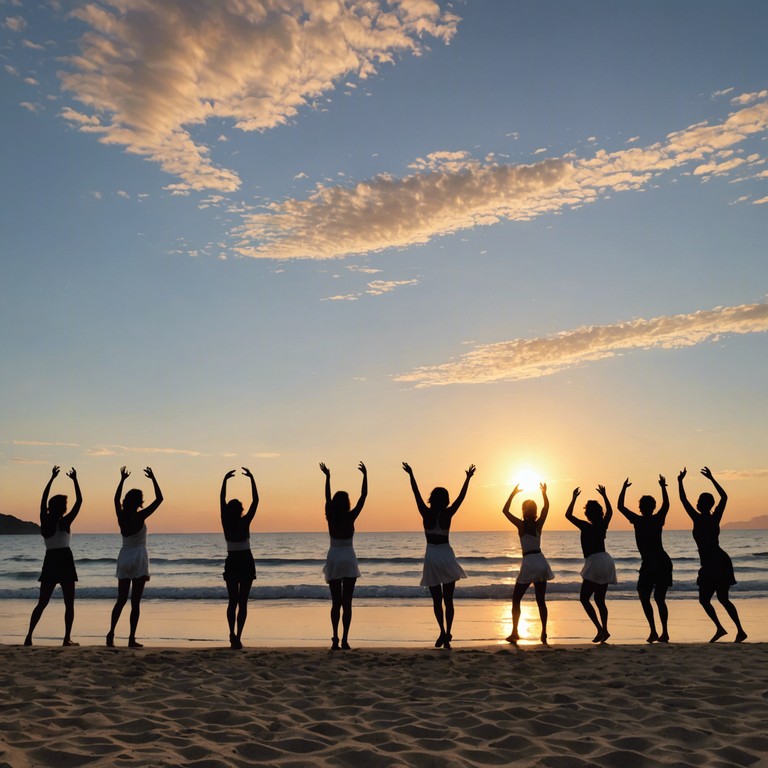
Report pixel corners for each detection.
[2,529,766,602]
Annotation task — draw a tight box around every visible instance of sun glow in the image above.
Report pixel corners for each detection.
[509,465,544,492]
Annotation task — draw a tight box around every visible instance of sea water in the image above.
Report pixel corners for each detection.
[2,529,766,602]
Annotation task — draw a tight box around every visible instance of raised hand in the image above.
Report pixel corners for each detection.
[678,468,687,482]
[319,462,330,476]
[358,461,367,475]
[402,462,413,476]
[120,466,130,480]
[466,464,476,479]
[596,484,607,498]
[241,467,253,479]
[144,467,155,480]
[51,465,61,478]
[540,482,547,495]
[572,487,581,500]
[224,469,236,481]
[658,474,667,487]
[622,478,631,491]
[66,467,77,480]
[700,466,714,481]
[509,484,521,498]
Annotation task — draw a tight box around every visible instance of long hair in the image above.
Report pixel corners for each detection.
[584,500,603,523]
[326,490,350,521]
[428,487,449,509]
[123,488,144,512]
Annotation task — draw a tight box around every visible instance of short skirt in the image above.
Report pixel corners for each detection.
[323,540,361,583]
[697,548,736,590]
[421,542,467,588]
[517,552,555,584]
[581,552,618,585]
[223,549,256,582]
[638,551,673,589]
[116,544,150,581]
[39,547,78,584]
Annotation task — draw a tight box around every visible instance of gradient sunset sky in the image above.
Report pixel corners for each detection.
[2,0,767,533]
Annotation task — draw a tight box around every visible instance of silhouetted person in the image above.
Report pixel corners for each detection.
[565,485,616,643]
[618,475,672,643]
[25,466,82,646]
[320,461,367,650]
[502,482,553,645]
[678,467,747,643]
[221,467,259,650]
[107,466,163,648]
[403,462,475,649]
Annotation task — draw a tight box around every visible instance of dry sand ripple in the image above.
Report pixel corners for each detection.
[0,644,766,767]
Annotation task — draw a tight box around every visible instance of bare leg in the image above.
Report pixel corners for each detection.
[25,581,56,646]
[580,581,602,641]
[226,580,239,648]
[61,581,78,645]
[128,579,146,647]
[429,585,447,646]
[508,582,529,643]
[107,579,130,646]
[443,581,456,647]
[534,581,548,645]
[638,583,658,642]
[699,585,727,642]
[715,586,747,642]
[340,577,356,649]
[654,584,669,642]
[236,579,253,646]
[329,579,342,649]
[594,583,609,642]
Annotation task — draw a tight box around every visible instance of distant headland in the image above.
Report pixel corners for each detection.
[723,514,768,530]
[0,513,40,535]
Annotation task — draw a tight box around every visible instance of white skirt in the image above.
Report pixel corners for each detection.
[323,538,361,583]
[517,552,555,584]
[581,552,617,585]
[116,544,149,581]
[421,542,467,588]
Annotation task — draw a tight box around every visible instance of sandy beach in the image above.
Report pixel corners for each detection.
[1,643,766,768]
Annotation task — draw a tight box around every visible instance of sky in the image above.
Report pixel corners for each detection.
[1,0,767,534]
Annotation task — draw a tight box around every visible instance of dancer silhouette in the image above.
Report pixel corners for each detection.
[565,485,617,643]
[403,462,475,649]
[618,475,672,642]
[25,466,82,646]
[221,468,259,649]
[502,483,554,645]
[678,467,747,643]
[106,466,163,648]
[320,462,367,650]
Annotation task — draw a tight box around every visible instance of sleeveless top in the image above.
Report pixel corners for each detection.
[520,532,541,554]
[44,527,71,550]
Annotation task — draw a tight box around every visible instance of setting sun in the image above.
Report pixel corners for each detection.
[509,466,544,493]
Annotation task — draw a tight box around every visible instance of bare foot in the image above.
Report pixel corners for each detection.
[435,632,446,648]
[591,630,603,643]
[106,631,114,648]
[62,639,79,647]
[646,631,659,643]
[658,632,669,643]
[330,637,340,651]
[23,635,32,647]
[598,630,610,644]
[128,639,144,648]
[505,631,519,645]
[734,630,747,643]
[709,627,727,643]
[341,640,351,650]
[540,632,549,646]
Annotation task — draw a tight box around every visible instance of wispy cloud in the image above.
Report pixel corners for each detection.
[716,468,768,480]
[234,95,768,260]
[13,440,79,447]
[86,444,204,457]
[395,302,768,387]
[58,0,457,192]
[3,15,26,32]
[323,277,418,301]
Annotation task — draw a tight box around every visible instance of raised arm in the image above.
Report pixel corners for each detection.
[617,478,637,523]
[657,475,670,522]
[597,484,613,528]
[677,468,696,519]
[565,487,586,530]
[115,466,130,516]
[40,465,60,522]
[242,467,259,524]
[501,485,523,531]
[701,466,727,522]
[139,467,163,520]
[351,461,368,517]
[61,468,83,526]
[402,462,428,516]
[220,470,235,521]
[536,482,550,531]
[449,464,476,515]
[319,463,332,507]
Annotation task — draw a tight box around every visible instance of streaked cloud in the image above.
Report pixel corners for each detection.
[235,95,768,260]
[86,444,204,457]
[3,15,26,32]
[717,468,768,480]
[366,279,418,295]
[58,0,457,192]
[395,302,768,387]
[13,440,80,447]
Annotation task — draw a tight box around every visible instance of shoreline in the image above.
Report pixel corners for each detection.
[1,643,767,767]
[3,596,766,648]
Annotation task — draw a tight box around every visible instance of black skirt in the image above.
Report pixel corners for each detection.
[637,551,673,589]
[223,549,256,582]
[39,547,78,584]
[697,548,736,590]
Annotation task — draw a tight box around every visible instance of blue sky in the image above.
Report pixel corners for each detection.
[1,0,767,532]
